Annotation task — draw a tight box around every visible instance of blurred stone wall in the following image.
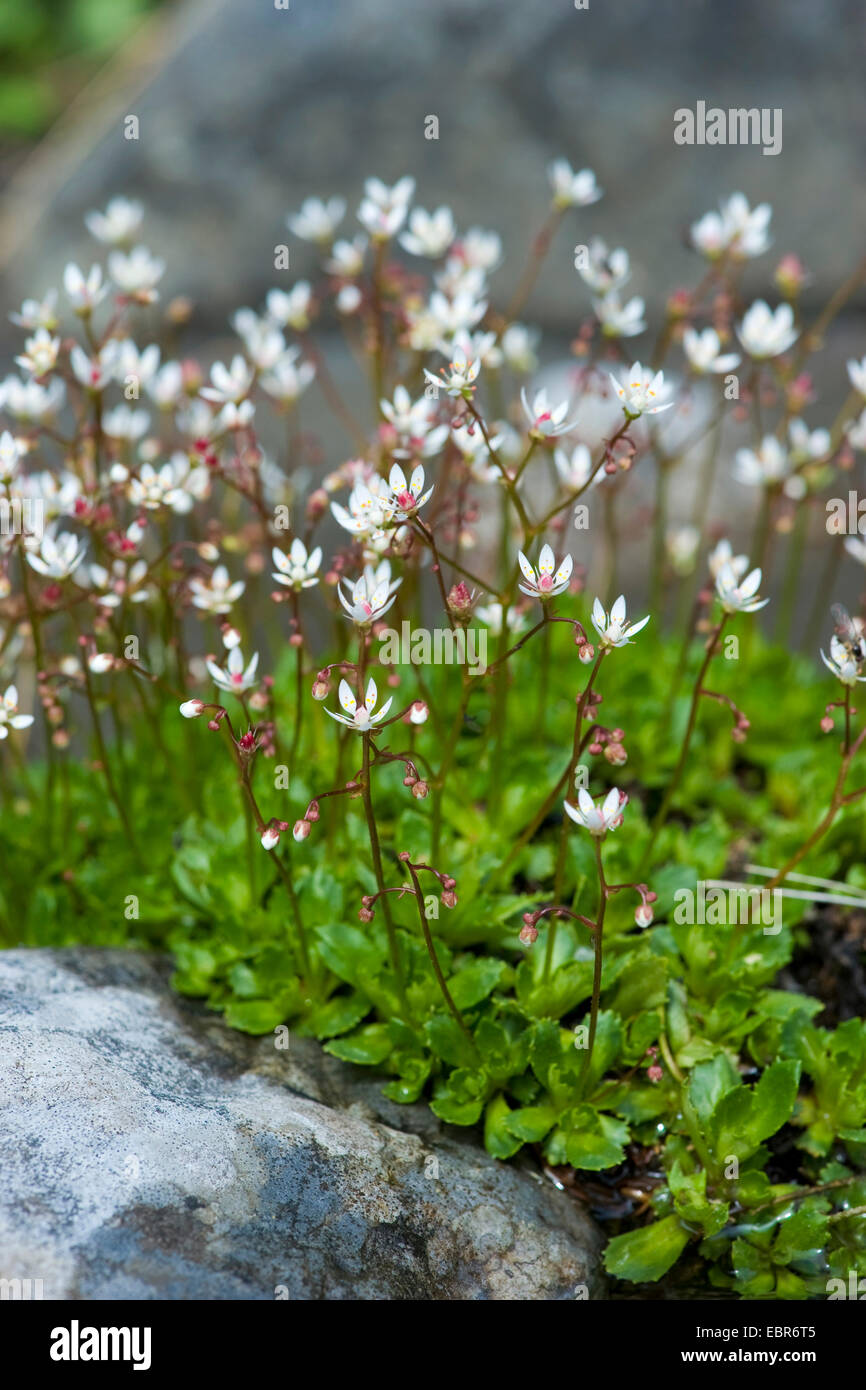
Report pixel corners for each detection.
[1,0,865,333]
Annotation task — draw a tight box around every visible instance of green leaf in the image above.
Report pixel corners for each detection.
[484,1093,523,1159]
[325,1022,392,1065]
[604,1214,691,1283]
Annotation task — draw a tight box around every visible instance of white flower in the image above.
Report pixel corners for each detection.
[454,227,502,271]
[85,198,144,246]
[821,634,866,686]
[564,786,626,836]
[577,238,630,294]
[387,462,434,518]
[609,362,673,417]
[271,539,322,591]
[190,564,245,614]
[325,236,367,277]
[554,442,597,492]
[69,342,120,392]
[76,558,151,607]
[336,285,362,315]
[594,293,645,339]
[666,526,700,575]
[691,193,772,260]
[63,263,109,313]
[380,385,449,458]
[107,246,165,301]
[423,337,481,398]
[206,646,259,695]
[0,685,34,739]
[326,677,393,731]
[15,328,61,378]
[788,418,830,464]
[737,300,798,359]
[357,176,415,239]
[734,435,805,498]
[0,373,64,422]
[682,327,740,374]
[0,431,22,481]
[847,356,866,398]
[147,360,183,409]
[715,563,769,614]
[331,474,396,539]
[102,405,151,441]
[201,355,254,405]
[501,323,539,373]
[548,160,602,209]
[287,196,345,244]
[232,310,287,369]
[26,529,87,579]
[127,457,209,512]
[266,283,313,332]
[115,339,161,386]
[591,594,649,648]
[399,206,455,258]
[521,386,576,439]
[708,539,749,580]
[9,290,58,331]
[260,350,315,404]
[428,288,488,337]
[338,562,402,626]
[847,409,866,452]
[475,602,526,635]
[518,544,573,598]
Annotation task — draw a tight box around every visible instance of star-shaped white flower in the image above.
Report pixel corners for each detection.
[517,544,573,599]
[591,594,650,648]
[736,300,798,359]
[563,786,626,836]
[325,677,393,731]
[521,386,576,439]
[715,563,769,614]
[272,539,322,591]
[609,363,673,418]
[387,463,433,518]
[338,562,401,626]
[548,159,602,209]
[0,684,34,739]
[821,634,866,687]
[206,646,259,694]
[682,327,740,375]
[190,564,246,614]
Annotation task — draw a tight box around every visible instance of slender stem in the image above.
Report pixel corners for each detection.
[361,731,409,1014]
[405,860,476,1050]
[578,837,607,1094]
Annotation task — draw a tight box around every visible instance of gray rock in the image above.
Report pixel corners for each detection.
[0,948,605,1300]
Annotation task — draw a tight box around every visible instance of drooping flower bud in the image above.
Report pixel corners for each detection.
[409,700,428,725]
[180,699,205,719]
[293,818,311,841]
[411,779,429,799]
[261,827,280,850]
[519,922,539,945]
[635,903,653,927]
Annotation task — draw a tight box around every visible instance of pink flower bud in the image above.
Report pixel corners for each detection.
[411,779,429,799]
[441,889,457,909]
[306,801,320,822]
[604,740,628,766]
[578,643,595,664]
[635,904,653,927]
[820,715,834,733]
[260,827,280,850]
[358,906,374,923]
[289,633,303,648]
[519,923,539,945]
[293,818,311,841]
[647,1064,663,1083]
[179,699,205,719]
[207,719,220,731]
[311,678,330,701]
